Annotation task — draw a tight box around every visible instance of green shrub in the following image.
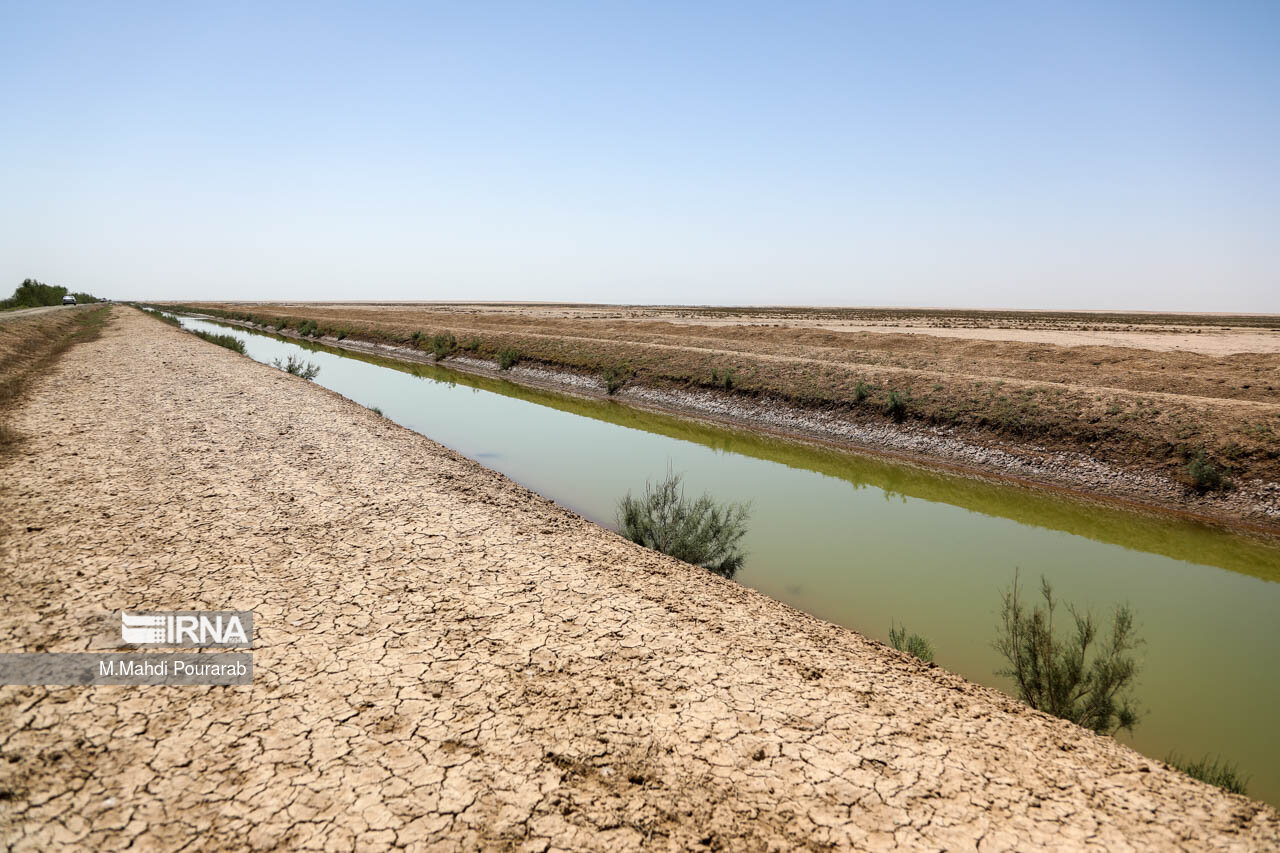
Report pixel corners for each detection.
[498,348,520,370]
[854,381,869,403]
[603,364,631,395]
[461,337,482,353]
[411,330,422,344]
[994,571,1141,735]
[191,329,246,354]
[272,355,320,380]
[889,622,934,662]
[1185,451,1227,493]
[885,389,909,422]
[616,468,751,578]
[1165,753,1249,795]
[369,405,383,417]
[430,332,457,361]
[291,319,323,338]
[709,369,737,390]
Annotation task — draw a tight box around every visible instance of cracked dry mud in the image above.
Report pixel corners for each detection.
[1,309,1277,851]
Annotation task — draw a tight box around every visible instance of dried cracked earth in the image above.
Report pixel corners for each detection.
[1,308,1277,851]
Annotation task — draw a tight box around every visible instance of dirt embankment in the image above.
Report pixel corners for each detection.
[172,302,1280,533]
[2,307,1276,850]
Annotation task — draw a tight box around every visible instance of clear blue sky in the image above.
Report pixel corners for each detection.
[3,1,1277,310]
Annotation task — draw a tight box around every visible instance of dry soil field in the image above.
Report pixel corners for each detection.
[175,302,1280,532]
[2,307,1278,850]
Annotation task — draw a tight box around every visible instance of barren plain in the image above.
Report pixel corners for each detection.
[2,307,1278,849]
[175,302,1280,532]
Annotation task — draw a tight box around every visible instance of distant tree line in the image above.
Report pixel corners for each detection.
[1,278,100,310]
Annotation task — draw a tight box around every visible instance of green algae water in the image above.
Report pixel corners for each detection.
[176,314,1280,805]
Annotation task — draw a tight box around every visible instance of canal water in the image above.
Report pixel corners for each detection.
[176,313,1280,804]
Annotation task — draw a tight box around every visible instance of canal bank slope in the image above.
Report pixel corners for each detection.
[1,308,1276,850]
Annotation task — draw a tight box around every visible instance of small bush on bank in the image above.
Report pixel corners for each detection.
[430,332,457,361]
[273,355,320,380]
[889,622,935,663]
[994,570,1142,736]
[854,381,870,403]
[461,337,482,353]
[616,468,751,579]
[709,369,737,390]
[603,364,632,395]
[1185,451,1228,493]
[288,318,323,338]
[498,348,520,370]
[191,329,246,354]
[885,389,909,422]
[1165,753,1249,795]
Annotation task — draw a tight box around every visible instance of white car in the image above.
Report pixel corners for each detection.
[62,295,76,306]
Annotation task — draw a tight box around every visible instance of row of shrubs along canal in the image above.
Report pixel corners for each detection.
[162,310,1280,805]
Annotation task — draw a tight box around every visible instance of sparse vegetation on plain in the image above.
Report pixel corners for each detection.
[617,467,751,578]
[994,571,1142,736]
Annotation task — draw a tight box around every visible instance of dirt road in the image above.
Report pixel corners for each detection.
[0,305,86,323]
[2,308,1276,850]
